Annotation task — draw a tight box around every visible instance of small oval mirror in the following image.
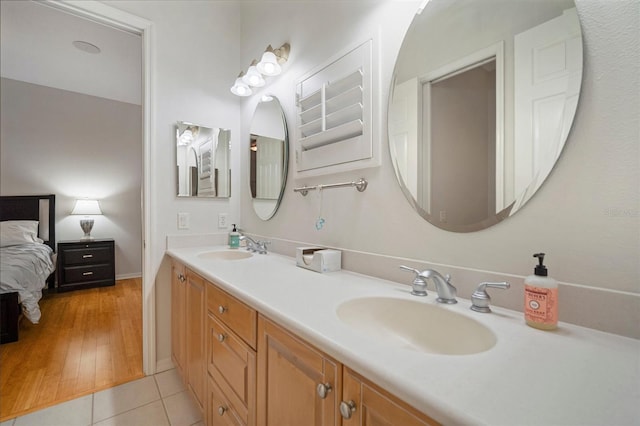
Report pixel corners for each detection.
[249,95,289,220]
[389,0,583,232]
[176,122,231,198]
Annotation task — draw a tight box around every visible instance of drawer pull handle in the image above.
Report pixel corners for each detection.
[316,383,332,399]
[82,254,93,259]
[217,333,226,343]
[218,306,227,314]
[218,406,227,416]
[340,400,357,419]
[83,272,94,276]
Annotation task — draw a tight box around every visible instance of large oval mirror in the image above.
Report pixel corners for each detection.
[249,95,289,220]
[176,121,231,197]
[389,0,583,232]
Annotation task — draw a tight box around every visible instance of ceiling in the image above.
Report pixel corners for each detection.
[0,1,142,105]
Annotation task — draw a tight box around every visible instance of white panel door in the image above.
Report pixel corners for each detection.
[513,8,582,207]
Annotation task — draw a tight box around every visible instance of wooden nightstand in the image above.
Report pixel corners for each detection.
[57,239,115,292]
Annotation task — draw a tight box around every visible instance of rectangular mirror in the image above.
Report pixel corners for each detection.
[176,121,231,198]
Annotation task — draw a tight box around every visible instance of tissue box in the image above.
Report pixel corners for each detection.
[296,247,341,273]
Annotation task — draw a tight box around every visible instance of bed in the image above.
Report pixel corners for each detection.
[0,194,56,344]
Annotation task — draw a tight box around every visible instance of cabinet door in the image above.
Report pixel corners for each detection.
[341,368,438,426]
[257,316,341,426]
[171,261,187,380]
[187,270,206,411]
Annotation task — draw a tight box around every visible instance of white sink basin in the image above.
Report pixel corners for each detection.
[197,250,253,261]
[336,297,496,355]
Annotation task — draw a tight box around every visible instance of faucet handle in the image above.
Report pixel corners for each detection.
[470,282,510,313]
[399,265,428,296]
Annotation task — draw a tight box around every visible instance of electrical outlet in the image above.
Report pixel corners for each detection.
[218,213,228,229]
[178,212,190,230]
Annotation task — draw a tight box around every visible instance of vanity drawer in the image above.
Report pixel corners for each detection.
[207,313,255,426]
[207,374,245,426]
[207,282,257,349]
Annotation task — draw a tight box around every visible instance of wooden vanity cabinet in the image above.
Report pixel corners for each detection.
[206,280,257,426]
[257,316,341,426]
[171,259,439,425]
[187,270,206,412]
[341,368,438,426]
[170,260,187,381]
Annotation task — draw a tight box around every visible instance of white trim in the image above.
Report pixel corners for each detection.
[116,273,143,280]
[48,0,156,376]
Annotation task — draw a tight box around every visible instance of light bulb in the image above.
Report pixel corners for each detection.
[257,51,281,76]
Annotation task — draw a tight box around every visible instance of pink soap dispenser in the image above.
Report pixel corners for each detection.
[524,253,558,330]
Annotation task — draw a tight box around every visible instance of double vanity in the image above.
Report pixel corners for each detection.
[168,245,639,425]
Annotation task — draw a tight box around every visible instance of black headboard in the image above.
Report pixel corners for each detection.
[0,194,56,250]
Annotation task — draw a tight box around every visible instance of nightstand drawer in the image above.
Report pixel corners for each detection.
[63,264,113,284]
[64,246,112,265]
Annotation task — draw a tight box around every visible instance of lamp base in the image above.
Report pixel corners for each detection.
[79,219,94,240]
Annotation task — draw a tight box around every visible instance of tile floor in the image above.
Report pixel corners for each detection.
[0,369,202,426]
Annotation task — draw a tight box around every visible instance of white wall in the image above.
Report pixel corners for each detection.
[0,77,143,278]
[238,1,639,298]
[103,0,242,367]
[102,0,638,365]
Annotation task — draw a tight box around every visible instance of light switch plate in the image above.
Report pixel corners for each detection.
[218,213,228,229]
[178,212,190,229]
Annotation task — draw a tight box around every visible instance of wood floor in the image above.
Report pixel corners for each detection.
[0,278,144,422]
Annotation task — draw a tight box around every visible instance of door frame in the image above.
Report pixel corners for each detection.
[45,0,156,375]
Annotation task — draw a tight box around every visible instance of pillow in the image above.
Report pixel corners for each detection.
[0,220,43,247]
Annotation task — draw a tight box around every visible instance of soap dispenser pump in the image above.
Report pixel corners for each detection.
[229,224,240,249]
[524,253,558,330]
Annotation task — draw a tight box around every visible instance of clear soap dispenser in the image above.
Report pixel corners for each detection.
[524,253,558,330]
[229,224,240,249]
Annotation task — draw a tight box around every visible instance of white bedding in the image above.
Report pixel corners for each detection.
[0,243,55,324]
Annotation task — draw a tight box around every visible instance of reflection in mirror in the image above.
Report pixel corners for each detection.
[176,122,231,198]
[249,95,288,220]
[389,0,582,232]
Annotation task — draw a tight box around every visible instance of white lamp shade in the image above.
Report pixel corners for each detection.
[242,65,266,87]
[231,77,252,97]
[257,51,281,76]
[71,199,102,215]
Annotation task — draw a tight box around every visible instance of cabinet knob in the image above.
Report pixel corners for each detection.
[217,406,227,416]
[217,333,226,343]
[178,273,186,283]
[340,400,357,419]
[316,382,332,399]
[218,305,227,314]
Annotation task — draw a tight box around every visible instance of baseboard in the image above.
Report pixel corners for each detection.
[155,357,174,373]
[116,273,142,280]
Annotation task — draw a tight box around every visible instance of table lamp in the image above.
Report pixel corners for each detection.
[71,199,102,240]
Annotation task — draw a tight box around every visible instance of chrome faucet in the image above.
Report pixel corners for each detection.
[470,282,510,313]
[400,266,457,304]
[239,235,269,254]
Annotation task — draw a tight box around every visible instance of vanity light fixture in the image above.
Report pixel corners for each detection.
[257,43,290,76]
[231,71,253,97]
[71,199,102,240]
[243,60,266,87]
[231,42,290,96]
[178,125,198,146]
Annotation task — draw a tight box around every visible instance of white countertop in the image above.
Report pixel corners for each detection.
[167,246,640,426]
